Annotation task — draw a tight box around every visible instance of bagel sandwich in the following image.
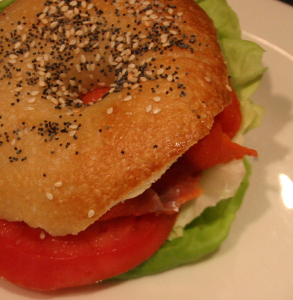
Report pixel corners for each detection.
[0,0,265,291]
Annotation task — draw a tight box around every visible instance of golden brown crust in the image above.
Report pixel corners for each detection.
[0,0,231,235]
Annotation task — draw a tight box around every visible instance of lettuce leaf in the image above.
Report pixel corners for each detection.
[198,0,266,135]
[221,39,266,135]
[198,0,241,40]
[0,0,15,13]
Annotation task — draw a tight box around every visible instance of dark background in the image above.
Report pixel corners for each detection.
[279,0,293,5]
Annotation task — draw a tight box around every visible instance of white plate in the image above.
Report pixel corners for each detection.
[1,0,293,299]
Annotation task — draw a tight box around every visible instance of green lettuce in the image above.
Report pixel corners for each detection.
[113,0,265,280]
[0,0,15,12]
[198,0,266,135]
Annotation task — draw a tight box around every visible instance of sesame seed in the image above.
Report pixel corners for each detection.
[75,30,84,36]
[15,87,23,92]
[95,54,100,62]
[54,181,63,188]
[131,83,139,90]
[117,43,124,52]
[41,18,48,24]
[110,40,115,48]
[150,14,158,20]
[50,21,58,28]
[204,77,211,82]
[226,84,232,92]
[40,231,46,239]
[14,42,21,49]
[69,1,77,6]
[153,96,161,102]
[157,68,165,75]
[128,54,135,61]
[124,95,132,101]
[61,5,69,12]
[81,55,86,63]
[69,130,76,137]
[88,210,95,218]
[59,44,66,52]
[28,97,36,103]
[146,9,153,15]
[46,192,53,200]
[76,64,81,72]
[146,104,152,113]
[69,39,77,45]
[107,107,113,114]
[115,56,123,63]
[153,108,161,114]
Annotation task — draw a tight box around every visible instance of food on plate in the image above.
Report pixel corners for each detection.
[0,0,265,291]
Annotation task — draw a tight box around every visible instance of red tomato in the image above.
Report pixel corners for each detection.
[184,122,257,171]
[183,88,257,171]
[82,87,110,105]
[0,214,177,290]
[215,88,242,139]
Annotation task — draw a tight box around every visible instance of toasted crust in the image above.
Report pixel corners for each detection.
[0,0,231,235]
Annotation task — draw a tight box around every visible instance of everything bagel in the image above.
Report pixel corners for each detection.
[0,0,231,236]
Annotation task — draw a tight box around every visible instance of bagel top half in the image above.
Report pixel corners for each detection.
[0,0,232,236]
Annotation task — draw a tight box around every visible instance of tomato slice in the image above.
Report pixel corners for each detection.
[184,121,257,171]
[0,214,177,290]
[81,87,110,105]
[183,89,257,171]
[215,87,242,139]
